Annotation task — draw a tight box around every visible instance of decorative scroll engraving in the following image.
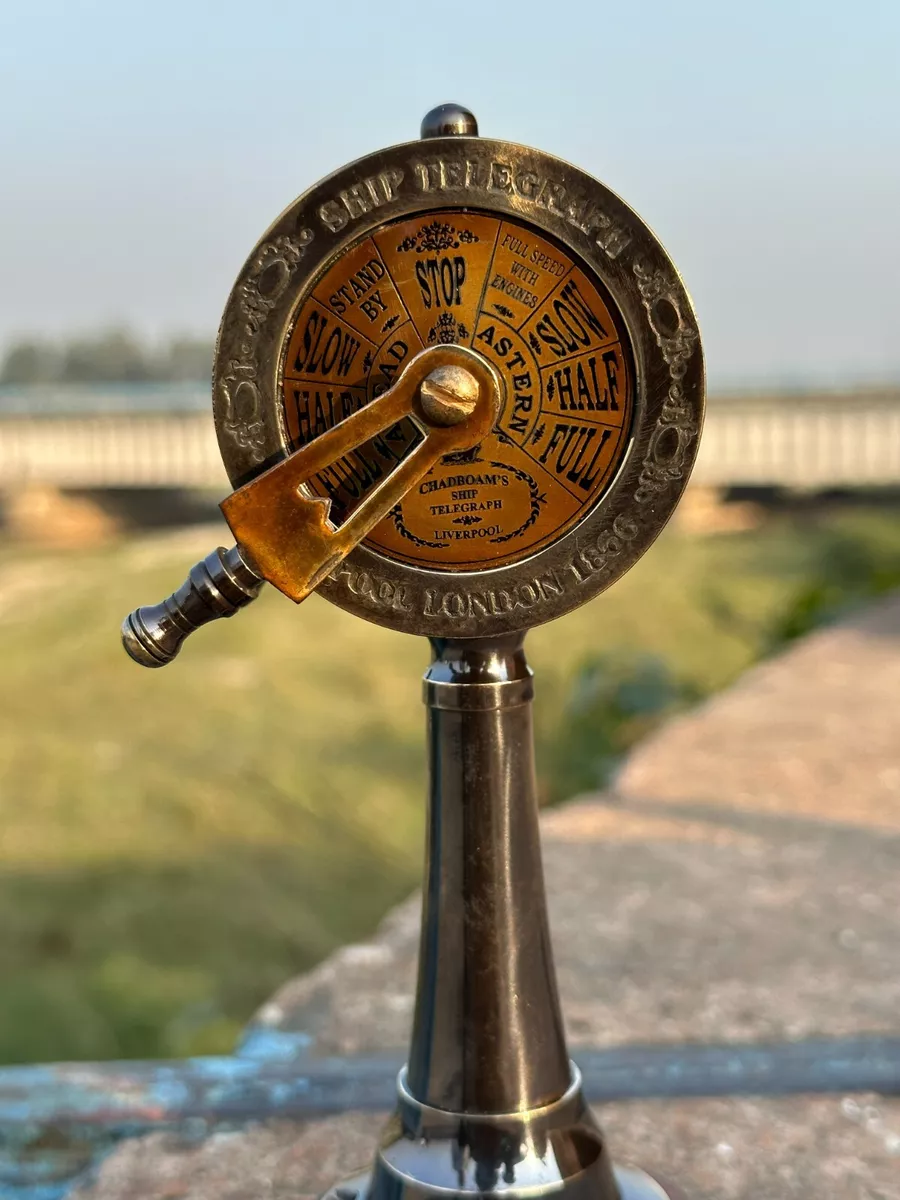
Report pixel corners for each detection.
[390,504,448,551]
[631,259,700,505]
[488,460,547,545]
[221,231,314,454]
[427,313,470,345]
[221,371,265,453]
[240,236,310,332]
[397,222,480,253]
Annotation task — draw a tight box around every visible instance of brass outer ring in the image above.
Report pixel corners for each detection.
[212,137,705,637]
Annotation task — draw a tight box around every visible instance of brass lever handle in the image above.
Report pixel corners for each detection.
[221,344,500,602]
[121,344,502,667]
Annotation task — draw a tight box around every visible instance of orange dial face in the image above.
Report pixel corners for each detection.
[281,210,634,572]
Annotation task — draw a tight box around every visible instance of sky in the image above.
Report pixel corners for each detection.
[1,0,898,388]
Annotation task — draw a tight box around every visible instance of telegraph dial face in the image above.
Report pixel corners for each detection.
[213,137,704,637]
[281,210,634,572]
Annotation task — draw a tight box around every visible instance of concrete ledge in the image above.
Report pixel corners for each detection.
[75,594,900,1198]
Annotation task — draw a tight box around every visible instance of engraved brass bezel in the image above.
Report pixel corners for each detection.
[213,138,705,637]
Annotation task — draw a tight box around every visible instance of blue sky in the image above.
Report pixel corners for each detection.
[1,0,898,386]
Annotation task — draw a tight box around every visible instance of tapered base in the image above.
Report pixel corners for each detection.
[322,1164,679,1200]
[319,1067,683,1200]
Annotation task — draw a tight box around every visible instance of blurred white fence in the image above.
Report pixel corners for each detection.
[1,391,899,491]
[694,393,900,488]
[0,414,228,489]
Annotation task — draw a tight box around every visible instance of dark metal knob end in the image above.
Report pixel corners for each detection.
[122,545,263,667]
[420,104,478,139]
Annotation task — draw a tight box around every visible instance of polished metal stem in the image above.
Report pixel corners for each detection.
[408,633,571,1114]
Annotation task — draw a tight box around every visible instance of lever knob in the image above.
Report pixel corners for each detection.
[122,545,263,668]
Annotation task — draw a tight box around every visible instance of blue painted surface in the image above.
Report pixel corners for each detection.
[235,1027,313,1062]
[1,1034,898,1200]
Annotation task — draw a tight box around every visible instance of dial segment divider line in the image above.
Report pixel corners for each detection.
[282,298,382,385]
[284,381,371,449]
[513,260,624,391]
[517,416,624,504]
[529,410,631,437]
[284,234,425,523]
[465,221,617,515]
[493,435,583,517]
[510,254,632,502]
[468,216,503,387]
[460,218,589,546]
[367,236,420,343]
[512,260,577,338]
[478,233,625,507]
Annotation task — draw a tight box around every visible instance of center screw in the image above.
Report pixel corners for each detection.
[419,365,481,427]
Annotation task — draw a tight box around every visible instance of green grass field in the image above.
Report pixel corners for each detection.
[1,505,899,1064]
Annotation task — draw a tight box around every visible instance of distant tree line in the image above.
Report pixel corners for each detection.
[0,330,214,385]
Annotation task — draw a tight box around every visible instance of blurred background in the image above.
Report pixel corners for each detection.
[0,0,898,1065]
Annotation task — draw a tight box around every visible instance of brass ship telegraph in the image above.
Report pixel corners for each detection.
[123,105,704,1200]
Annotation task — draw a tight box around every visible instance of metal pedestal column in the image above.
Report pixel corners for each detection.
[324,635,678,1200]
